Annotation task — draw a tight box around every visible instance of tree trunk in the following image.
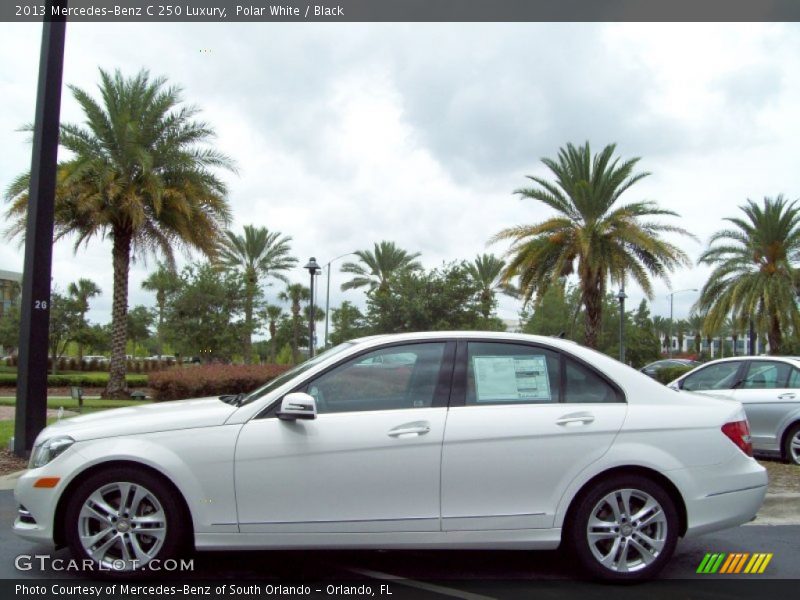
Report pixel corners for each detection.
[77,309,85,371]
[243,280,254,365]
[767,313,782,355]
[269,321,277,363]
[581,275,603,349]
[103,230,131,399]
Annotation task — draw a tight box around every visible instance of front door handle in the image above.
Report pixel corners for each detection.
[555,412,595,426]
[778,393,797,400]
[388,421,431,437]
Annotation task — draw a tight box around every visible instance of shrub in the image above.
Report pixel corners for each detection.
[148,364,292,401]
[654,365,695,385]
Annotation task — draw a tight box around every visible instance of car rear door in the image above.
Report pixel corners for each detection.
[731,360,800,452]
[440,341,627,531]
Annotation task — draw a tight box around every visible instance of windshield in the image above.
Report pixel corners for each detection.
[239,342,355,405]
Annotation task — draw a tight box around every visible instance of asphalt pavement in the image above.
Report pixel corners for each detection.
[0,490,798,589]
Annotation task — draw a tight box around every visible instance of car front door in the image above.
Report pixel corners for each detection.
[440,341,627,531]
[234,341,454,533]
[731,360,800,452]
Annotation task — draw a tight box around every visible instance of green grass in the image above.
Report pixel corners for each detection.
[0,397,150,410]
[0,417,59,450]
[0,372,148,388]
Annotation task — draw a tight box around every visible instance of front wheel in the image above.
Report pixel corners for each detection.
[64,467,188,578]
[784,423,800,465]
[566,475,679,582]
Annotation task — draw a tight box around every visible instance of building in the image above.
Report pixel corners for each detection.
[0,269,22,318]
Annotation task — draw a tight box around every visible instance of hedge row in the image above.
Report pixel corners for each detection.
[4,357,173,372]
[653,365,694,385]
[0,373,149,388]
[147,364,291,401]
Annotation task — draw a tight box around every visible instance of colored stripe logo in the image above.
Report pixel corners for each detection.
[697,553,773,574]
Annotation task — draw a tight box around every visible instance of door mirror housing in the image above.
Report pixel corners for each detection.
[277,392,317,421]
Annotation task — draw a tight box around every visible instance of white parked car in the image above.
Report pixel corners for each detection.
[14,332,766,581]
[668,355,800,465]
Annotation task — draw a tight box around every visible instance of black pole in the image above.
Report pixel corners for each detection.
[13,3,68,456]
[308,271,316,358]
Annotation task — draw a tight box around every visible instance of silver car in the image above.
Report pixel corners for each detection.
[668,356,800,464]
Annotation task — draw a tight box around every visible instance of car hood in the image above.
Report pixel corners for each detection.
[37,397,238,443]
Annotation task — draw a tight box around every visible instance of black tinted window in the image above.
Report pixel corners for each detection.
[564,358,622,403]
[306,343,446,414]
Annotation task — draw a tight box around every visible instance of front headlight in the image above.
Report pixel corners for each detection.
[29,436,75,469]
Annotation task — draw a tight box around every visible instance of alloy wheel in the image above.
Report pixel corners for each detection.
[586,488,668,573]
[78,481,167,571]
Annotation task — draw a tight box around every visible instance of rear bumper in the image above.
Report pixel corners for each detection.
[672,455,768,538]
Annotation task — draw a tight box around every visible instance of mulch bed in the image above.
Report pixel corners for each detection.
[0,449,28,475]
[0,387,150,397]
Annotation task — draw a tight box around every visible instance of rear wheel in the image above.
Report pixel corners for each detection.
[64,467,188,578]
[567,475,679,582]
[783,423,800,465]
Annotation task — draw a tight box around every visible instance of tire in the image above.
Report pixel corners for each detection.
[566,474,679,582]
[783,423,800,466]
[64,467,188,578]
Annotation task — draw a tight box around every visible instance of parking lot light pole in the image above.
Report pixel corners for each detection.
[324,252,356,348]
[304,258,321,357]
[668,288,698,358]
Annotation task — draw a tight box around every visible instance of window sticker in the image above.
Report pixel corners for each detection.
[472,355,551,402]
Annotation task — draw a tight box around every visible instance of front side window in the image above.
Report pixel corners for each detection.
[465,343,560,405]
[682,361,742,391]
[305,343,446,414]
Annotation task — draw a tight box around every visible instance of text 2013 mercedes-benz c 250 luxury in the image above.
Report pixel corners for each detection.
[14,332,767,581]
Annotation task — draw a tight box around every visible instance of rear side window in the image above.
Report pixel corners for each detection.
[682,361,742,391]
[564,358,621,403]
[741,361,792,389]
[466,343,560,405]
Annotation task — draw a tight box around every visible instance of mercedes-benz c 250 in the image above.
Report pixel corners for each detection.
[14,332,767,581]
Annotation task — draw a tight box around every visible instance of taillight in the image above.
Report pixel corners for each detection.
[721,420,753,456]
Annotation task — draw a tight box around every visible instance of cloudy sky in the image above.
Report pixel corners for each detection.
[1,22,799,335]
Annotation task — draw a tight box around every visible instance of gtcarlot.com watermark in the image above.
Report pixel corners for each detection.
[15,554,194,572]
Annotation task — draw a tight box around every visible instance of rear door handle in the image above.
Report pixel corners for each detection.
[388,421,431,437]
[556,413,595,426]
[778,393,797,400]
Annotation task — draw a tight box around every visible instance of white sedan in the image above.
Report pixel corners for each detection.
[14,332,766,581]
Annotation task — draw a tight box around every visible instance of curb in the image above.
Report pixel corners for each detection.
[0,470,25,491]
[751,492,800,525]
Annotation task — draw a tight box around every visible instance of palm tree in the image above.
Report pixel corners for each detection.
[696,196,800,355]
[675,319,688,355]
[279,283,310,363]
[686,313,705,355]
[725,315,744,356]
[652,315,670,354]
[262,304,284,363]
[217,226,297,363]
[4,69,233,397]
[340,241,422,294]
[67,278,101,368]
[466,254,519,319]
[492,142,694,348]
[141,264,180,362]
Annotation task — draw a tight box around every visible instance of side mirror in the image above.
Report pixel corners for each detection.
[277,392,317,421]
